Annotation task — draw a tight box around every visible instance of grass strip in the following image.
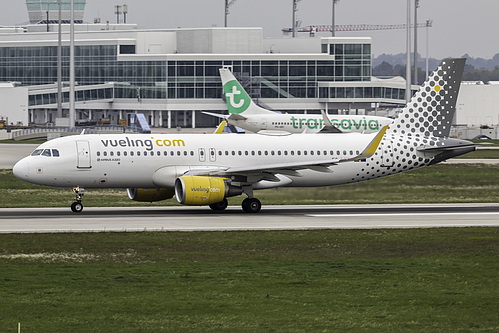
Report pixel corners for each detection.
[2,164,499,208]
[0,229,498,332]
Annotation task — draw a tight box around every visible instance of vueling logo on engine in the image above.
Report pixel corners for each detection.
[191,186,221,194]
[223,80,250,114]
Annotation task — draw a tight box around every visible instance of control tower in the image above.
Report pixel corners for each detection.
[25,0,86,24]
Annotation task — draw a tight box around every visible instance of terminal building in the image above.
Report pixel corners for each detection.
[0,0,497,139]
[0,0,414,130]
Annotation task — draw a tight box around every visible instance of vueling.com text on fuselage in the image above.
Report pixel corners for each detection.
[100,137,186,151]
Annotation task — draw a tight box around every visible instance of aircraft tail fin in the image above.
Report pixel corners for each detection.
[219,68,275,116]
[388,58,465,138]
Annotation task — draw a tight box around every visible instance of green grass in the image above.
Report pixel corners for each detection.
[456,149,499,159]
[2,163,499,208]
[0,229,498,332]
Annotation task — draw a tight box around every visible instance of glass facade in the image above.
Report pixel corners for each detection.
[0,42,374,106]
[324,43,371,82]
[319,86,407,101]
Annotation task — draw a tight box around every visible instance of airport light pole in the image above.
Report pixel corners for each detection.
[331,0,339,37]
[413,0,419,85]
[426,19,431,79]
[224,0,237,27]
[69,0,75,129]
[57,0,62,119]
[405,0,412,102]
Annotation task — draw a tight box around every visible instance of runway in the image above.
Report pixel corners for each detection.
[1,203,499,233]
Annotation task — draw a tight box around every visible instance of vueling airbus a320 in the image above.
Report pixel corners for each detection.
[14,59,475,213]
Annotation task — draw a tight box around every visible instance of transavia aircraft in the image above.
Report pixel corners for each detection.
[203,68,393,134]
[14,59,475,213]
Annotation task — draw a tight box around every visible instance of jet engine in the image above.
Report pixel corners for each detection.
[127,188,175,202]
[174,176,242,205]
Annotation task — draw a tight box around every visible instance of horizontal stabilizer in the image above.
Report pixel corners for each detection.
[202,111,227,119]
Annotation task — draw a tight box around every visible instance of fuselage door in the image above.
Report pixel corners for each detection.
[381,140,394,167]
[199,148,206,162]
[209,148,216,162]
[261,118,267,130]
[76,140,92,169]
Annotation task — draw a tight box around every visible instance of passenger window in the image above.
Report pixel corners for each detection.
[52,149,60,157]
[97,151,101,157]
[130,151,134,156]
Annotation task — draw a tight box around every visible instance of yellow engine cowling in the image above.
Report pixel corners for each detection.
[175,176,229,205]
[127,188,175,202]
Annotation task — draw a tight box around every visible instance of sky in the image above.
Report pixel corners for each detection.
[1,0,497,59]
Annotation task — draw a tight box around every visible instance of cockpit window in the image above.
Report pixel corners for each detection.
[31,149,43,156]
[30,148,60,157]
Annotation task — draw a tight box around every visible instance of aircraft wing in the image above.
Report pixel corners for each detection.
[187,126,388,182]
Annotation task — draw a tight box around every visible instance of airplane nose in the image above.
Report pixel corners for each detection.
[13,158,29,181]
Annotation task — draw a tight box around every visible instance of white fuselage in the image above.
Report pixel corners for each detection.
[13,131,436,191]
[231,114,392,134]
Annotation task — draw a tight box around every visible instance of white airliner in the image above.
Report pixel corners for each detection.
[13,59,475,213]
[203,68,393,134]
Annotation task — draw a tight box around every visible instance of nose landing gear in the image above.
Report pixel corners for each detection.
[71,186,85,213]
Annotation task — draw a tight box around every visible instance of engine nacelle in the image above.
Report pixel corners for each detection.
[175,176,241,205]
[127,188,175,202]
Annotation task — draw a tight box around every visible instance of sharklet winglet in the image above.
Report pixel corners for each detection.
[355,125,389,160]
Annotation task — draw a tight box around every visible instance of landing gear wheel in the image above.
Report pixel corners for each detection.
[209,198,228,211]
[242,198,261,213]
[71,201,83,213]
[71,186,85,213]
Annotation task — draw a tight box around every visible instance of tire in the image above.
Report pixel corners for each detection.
[71,201,83,213]
[242,198,261,213]
[209,198,228,211]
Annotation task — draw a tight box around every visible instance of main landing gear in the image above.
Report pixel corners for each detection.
[208,197,262,213]
[71,186,85,213]
[242,198,261,213]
